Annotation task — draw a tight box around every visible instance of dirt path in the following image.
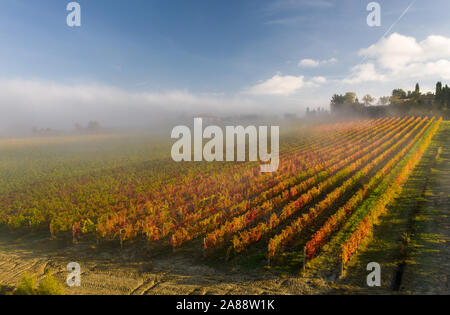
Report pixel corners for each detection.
[0,232,334,295]
[399,125,450,294]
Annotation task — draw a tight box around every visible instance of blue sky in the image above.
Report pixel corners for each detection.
[0,0,450,129]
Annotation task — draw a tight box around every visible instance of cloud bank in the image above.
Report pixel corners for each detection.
[344,33,450,84]
[0,78,315,133]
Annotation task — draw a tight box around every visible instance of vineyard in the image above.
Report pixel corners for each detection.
[0,116,443,274]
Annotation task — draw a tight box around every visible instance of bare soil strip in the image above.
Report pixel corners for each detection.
[0,232,336,295]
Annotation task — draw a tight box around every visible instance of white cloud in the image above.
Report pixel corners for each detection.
[304,76,328,88]
[343,63,386,84]
[346,33,450,83]
[311,76,327,84]
[299,57,337,68]
[245,73,329,95]
[245,73,305,95]
[360,33,421,71]
[420,35,450,60]
[299,59,319,68]
[402,59,450,80]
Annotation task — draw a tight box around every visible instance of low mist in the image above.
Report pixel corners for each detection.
[0,78,323,137]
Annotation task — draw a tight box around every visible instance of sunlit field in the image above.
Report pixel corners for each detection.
[0,117,447,295]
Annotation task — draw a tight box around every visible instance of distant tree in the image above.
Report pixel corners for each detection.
[330,94,345,112]
[392,89,407,99]
[86,121,101,132]
[391,89,407,104]
[378,96,390,106]
[436,81,442,94]
[435,82,443,104]
[329,80,449,119]
[330,92,363,114]
[284,113,296,120]
[442,84,450,107]
[415,83,420,95]
[362,94,375,106]
[344,92,357,104]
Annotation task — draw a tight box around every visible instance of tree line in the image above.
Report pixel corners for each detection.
[330,82,449,119]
